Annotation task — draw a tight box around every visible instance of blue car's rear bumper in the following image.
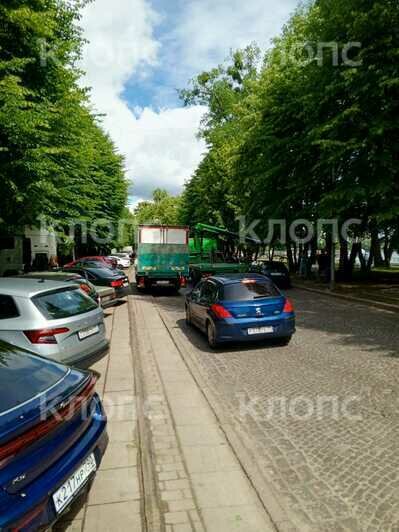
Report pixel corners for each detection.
[215,313,295,343]
[0,395,108,531]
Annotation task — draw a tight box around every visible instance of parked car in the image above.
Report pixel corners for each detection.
[186,273,295,348]
[64,256,117,269]
[0,278,109,366]
[20,271,101,305]
[249,260,291,288]
[0,340,108,530]
[20,272,116,308]
[63,265,130,297]
[64,259,125,277]
[108,254,131,269]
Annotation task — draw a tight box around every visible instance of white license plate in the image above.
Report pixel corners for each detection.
[78,325,99,340]
[271,273,284,276]
[52,454,96,514]
[248,326,274,335]
[156,280,170,285]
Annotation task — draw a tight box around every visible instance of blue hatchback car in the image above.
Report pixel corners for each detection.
[0,341,108,531]
[186,273,295,348]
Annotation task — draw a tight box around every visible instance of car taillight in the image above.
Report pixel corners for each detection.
[0,375,97,468]
[283,298,294,313]
[210,304,232,319]
[11,500,47,531]
[110,279,123,288]
[80,283,91,295]
[24,327,70,344]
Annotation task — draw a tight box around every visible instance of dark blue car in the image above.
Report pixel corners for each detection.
[186,274,295,348]
[0,341,108,531]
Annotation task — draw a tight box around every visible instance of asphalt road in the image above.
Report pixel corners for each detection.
[150,286,399,532]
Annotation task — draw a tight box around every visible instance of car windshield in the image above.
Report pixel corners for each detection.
[223,281,279,301]
[33,288,98,319]
[0,341,66,413]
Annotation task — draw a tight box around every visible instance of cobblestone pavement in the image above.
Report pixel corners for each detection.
[153,287,399,532]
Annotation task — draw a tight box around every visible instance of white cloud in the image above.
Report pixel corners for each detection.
[163,0,299,85]
[80,0,206,200]
[80,0,298,201]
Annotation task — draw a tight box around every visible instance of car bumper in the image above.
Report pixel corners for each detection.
[215,315,295,343]
[1,397,108,531]
[37,337,110,367]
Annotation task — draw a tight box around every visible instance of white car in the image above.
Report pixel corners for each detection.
[108,254,131,269]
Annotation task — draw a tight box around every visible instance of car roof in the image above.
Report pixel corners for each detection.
[0,277,76,298]
[209,273,271,285]
[21,272,83,281]
[68,266,117,276]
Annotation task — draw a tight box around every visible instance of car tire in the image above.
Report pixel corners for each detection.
[207,321,218,349]
[276,335,292,346]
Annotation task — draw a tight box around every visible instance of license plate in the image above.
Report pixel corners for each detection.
[78,325,99,340]
[248,326,274,335]
[156,280,170,285]
[52,454,96,514]
[271,273,283,276]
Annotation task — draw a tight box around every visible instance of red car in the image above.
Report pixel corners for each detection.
[64,256,117,269]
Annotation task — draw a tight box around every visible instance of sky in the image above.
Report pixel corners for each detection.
[80,0,299,208]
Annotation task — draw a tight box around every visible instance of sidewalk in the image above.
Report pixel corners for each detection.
[56,300,143,532]
[130,293,277,532]
[293,277,399,313]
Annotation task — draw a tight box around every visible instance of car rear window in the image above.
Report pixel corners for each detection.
[0,295,19,319]
[33,288,98,319]
[0,341,67,413]
[223,281,280,301]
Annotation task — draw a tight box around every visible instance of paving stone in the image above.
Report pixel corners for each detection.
[168,498,196,512]
[84,501,142,531]
[88,467,140,505]
[201,505,276,532]
[176,424,225,447]
[106,420,136,443]
[100,441,138,470]
[164,511,189,524]
[190,470,256,509]
[183,445,240,474]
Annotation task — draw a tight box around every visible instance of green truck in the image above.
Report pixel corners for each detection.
[189,223,258,284]
[136,225,190,290]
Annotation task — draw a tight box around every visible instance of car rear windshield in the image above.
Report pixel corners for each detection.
[223,281,280,301]
[33,288,98,319]
[0,342,67,413]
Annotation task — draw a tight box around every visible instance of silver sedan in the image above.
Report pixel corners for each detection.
[0,278,109,366]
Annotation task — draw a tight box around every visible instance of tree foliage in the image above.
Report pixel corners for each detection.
[133,189,182,227]
[179,0,399,273]
[0,0,127,249]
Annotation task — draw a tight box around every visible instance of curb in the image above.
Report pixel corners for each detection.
[293,283,399,314]
[128,295,164,532]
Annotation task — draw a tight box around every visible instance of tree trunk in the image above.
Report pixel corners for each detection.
[370,226,384,267]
